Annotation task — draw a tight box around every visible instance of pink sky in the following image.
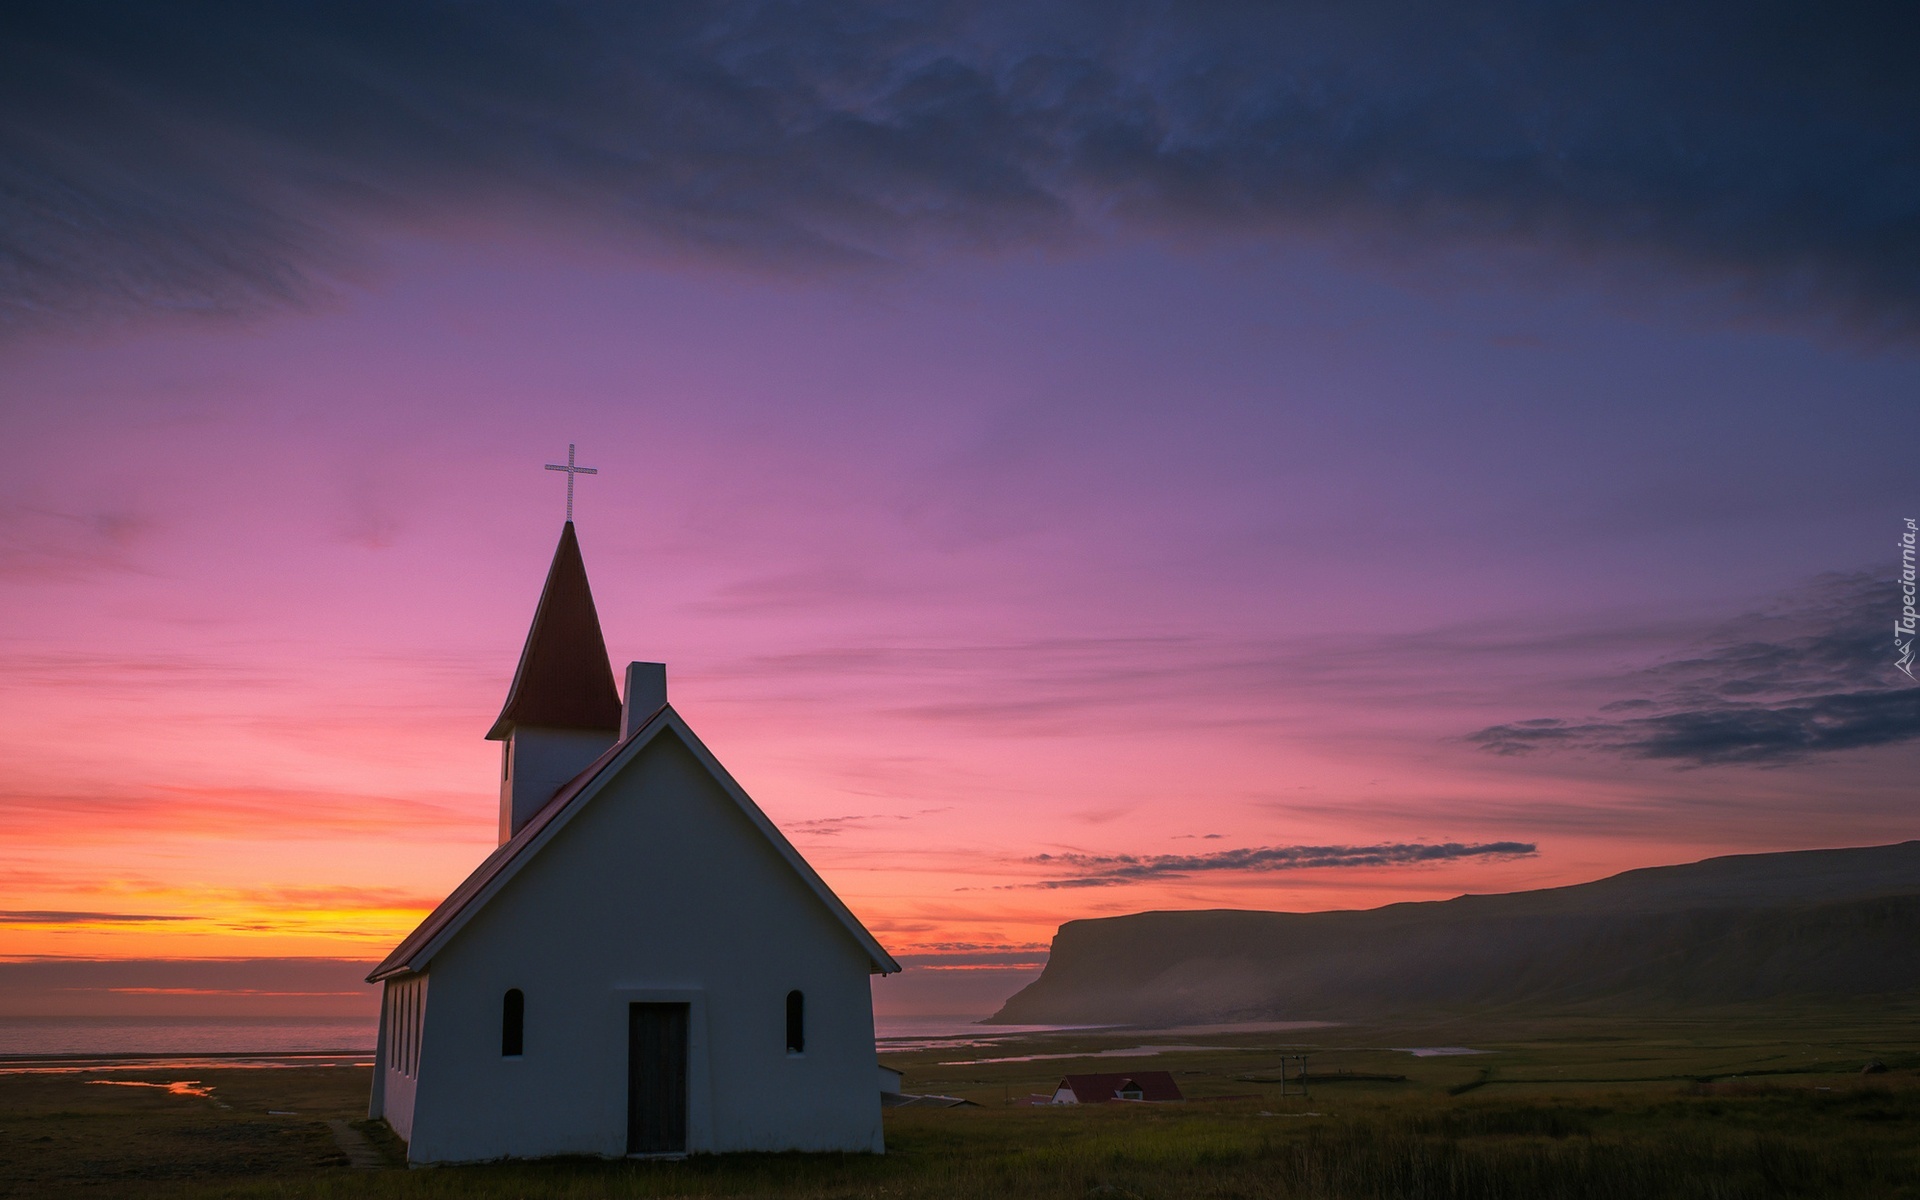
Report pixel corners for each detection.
[2,230,1914,1017]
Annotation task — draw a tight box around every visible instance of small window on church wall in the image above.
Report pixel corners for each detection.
[502,743,511,782]
[785,990,805,1054]
[502,989,524,1057]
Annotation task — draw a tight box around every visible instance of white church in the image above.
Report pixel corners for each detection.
[367,520,900,1163]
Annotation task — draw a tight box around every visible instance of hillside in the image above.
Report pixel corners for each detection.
[987,841,1920,1026]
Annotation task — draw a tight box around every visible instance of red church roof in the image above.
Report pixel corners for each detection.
[1057,1072,1184,1103]
[486,522,622,739]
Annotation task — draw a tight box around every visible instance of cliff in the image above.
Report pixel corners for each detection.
[988,841,1920,1025]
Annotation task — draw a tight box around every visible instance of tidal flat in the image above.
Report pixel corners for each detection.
[2,1005,1915,1199]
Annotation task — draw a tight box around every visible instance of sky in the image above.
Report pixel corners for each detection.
[2,0,1916,1021]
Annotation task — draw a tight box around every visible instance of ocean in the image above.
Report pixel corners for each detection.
[0,1013,1042,1059]
[0,1016,378,1058]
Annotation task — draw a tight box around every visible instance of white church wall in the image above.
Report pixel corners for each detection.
[405,728,883,1164]
[368,979,389,1122]
[375,974,427,1140]
[500,726,616,842]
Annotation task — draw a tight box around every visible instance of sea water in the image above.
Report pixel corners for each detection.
[0,1016,377,1058]
[1,1013,1110,1060]
[1,1014,1012,1059]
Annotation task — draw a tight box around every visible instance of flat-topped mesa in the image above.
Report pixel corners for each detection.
[488,521,627,844]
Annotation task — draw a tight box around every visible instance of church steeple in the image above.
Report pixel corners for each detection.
[487,521,622,741]
[489,521,623,843]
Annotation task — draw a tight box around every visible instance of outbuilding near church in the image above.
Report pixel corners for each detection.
[1051,1072,1184,1104]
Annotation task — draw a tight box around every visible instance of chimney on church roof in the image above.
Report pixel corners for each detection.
[622,661,667,740]
[490,522,623,843]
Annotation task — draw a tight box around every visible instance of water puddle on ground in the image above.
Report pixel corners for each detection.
[877,1026,1120,1054]
[87,1079,214,1097]
[0,1053,372,1075]
[1395,1047,1489,1057]
[942,1043,1225,1065]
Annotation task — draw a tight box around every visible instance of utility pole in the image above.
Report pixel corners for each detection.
[1277,1054,1310,1101]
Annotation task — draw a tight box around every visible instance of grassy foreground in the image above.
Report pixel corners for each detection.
[2,1007,1915,1199]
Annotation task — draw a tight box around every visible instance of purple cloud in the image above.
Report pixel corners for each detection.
[1021,840,1538,888]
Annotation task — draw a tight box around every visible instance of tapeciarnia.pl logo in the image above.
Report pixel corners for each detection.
[1900,518,1917,680]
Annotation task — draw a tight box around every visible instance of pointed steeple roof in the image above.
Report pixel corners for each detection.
[486,522,623,740]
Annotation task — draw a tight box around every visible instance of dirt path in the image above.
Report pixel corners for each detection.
[325,1119,385,1169]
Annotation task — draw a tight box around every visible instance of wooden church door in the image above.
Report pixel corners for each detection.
[626,1003,689,1154]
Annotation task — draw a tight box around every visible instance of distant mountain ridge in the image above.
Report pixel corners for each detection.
[986,842,1920,1026]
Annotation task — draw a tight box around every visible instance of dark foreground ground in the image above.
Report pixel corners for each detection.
[2,1005,1915,1199]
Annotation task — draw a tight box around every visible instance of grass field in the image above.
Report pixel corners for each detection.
[3,1005,1916,1199]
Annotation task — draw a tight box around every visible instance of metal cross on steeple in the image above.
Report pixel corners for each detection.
[544,443,598,522]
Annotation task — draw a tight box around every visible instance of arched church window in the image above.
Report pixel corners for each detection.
[502,989,524,1057]
[785,990,805,1054]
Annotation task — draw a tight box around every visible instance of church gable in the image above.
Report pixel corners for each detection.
[448,727,867,978]
[370,706,897,982]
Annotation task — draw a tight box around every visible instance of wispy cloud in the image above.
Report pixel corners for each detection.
[787,807,951,837]
[894,958,1048,972]
[717,632,1439,743]
[1468,572,1920,766]
[1469,692,1920,765]
[0,870,442,941]
[891,941,1049,954]
[1019,840,1538,888]
[3,2,1915,336]
[0,957,381,1016]
[0,505,158,581]
[0,910,192,925]
[0,782,479,841]
[713,615,1765,742]
[893,946,1050,971]
[76,987,368,997]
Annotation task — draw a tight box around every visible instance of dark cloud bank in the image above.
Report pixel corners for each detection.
[1025,840,1537,887]
[1471,572,1920,766]
[4,1,1917,333]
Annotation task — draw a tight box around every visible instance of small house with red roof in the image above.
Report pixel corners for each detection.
[367,522,899,1162]
[1051,1072,1185,1104]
